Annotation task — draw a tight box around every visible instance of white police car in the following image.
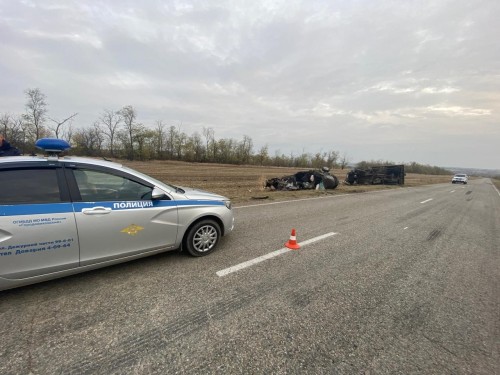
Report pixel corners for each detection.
[0,139,234,291]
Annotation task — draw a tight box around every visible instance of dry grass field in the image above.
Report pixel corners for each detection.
[120,160,452,205]
[492,178,500,190]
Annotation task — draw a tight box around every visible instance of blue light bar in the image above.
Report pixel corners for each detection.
[35,138,71,153]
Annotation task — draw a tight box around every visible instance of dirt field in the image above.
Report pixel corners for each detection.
[119,160,452,205]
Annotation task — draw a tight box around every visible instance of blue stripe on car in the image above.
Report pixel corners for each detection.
[0,203,74,216]
[0,200,225,217]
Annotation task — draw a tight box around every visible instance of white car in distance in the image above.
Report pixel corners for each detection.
[451,174,468,184]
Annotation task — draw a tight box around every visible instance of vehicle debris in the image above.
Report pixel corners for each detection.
[266,167,339,190]
[344,164,405,185]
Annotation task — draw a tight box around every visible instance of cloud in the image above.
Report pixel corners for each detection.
[425,105,491,117]
[0,0,499,168]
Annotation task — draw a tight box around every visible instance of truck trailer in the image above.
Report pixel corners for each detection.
[345,164,405,185]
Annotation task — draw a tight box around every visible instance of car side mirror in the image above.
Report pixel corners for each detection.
[151,187,168,200]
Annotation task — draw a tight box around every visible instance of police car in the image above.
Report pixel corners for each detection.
[0,139,234,291]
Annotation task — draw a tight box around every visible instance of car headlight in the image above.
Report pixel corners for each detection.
[224,200,232,210]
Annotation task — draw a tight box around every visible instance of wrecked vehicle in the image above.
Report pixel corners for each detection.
[345,164,405,185]
[266,167,339,190]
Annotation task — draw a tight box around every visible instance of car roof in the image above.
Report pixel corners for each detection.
[0,155,124,169]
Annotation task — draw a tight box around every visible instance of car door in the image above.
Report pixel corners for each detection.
[67,165,179,266]
[0,163,80,280]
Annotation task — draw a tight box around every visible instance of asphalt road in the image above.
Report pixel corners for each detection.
[1,179,499,374]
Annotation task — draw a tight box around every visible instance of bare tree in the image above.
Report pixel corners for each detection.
[48,113,78,138]
[120,105,139,160]
[100,109,122,157]
[135,127,154,161]
[0,113,24,151]
[72,122,104,156]
[174,124,187,160]
[165,125,177,159]
[62,123,74,146]
[339,152,350,170]
[191,131,204,162]
[256,144,269,165]
[237,135,253,164]
[23,88,48,142]
[217,138,236,163]
[312,152,325,169]
[326,150,339,168]
[0,113,12,137]
[202,126,214,162]
[154,120,166,159]
[92,122,105,154]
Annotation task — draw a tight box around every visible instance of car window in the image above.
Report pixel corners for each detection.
[73,169,153,201]
[0,168,62,204]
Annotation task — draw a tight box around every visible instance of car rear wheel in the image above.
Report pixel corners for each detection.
[323,175,339,189]
[184,219,221,257]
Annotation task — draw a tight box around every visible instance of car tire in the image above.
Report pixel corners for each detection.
[183,219,221,257]
[323,175,339,189]
[331,175,339,189]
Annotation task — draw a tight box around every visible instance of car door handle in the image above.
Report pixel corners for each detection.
[81,207,112,215]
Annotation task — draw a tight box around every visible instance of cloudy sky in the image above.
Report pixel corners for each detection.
[1,0,499,169]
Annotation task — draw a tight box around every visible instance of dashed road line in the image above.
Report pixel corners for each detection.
[216,232,337,277]
[492,182,500,197]
[420,198,433,204]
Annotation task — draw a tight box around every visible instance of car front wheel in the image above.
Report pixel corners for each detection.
[184,219,221,257]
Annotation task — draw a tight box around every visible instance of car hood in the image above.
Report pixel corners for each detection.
[178,186,228,201]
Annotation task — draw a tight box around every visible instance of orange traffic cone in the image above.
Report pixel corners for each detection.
[285,228,301,250]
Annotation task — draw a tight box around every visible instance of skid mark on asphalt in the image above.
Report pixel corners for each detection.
[63,289,261,374]
[426,229,442,242]
[60,232,332,374]
[63,269,317,375]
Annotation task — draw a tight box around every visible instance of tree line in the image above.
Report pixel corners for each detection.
[1,88,347,168]
[1,88,450,174]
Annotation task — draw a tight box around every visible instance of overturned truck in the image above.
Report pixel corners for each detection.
[266,167,339,190]
[345,164,405,185]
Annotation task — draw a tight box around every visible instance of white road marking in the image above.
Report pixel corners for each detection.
[216,232,337,277]
[450,190,455,193]
[420,198,433,204]
[404,227,409,230]
[492,182,500,197]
